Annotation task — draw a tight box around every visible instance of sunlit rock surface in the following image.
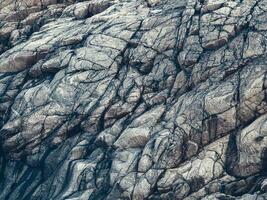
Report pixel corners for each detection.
[0,0,267,199]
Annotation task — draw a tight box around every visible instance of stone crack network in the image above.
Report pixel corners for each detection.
[0,0,267,199]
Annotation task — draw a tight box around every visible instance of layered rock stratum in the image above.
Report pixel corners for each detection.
[0,0,267,199]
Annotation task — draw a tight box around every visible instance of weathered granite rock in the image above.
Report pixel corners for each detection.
[0,0,267,199]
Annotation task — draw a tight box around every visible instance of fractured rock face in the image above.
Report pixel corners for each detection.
[0,0,267,199]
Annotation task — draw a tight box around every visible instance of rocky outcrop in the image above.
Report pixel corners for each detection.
[0,0,267,199]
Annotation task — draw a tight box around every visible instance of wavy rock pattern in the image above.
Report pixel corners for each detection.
[0,0,267,199]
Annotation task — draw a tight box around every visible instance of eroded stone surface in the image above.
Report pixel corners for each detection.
[0,0,267,199]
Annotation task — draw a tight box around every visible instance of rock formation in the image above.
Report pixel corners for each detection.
[0,0,267,199]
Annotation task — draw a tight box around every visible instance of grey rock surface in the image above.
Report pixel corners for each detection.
[0,0,267,199]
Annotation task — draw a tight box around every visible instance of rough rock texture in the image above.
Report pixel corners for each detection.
[0,0,267,199]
